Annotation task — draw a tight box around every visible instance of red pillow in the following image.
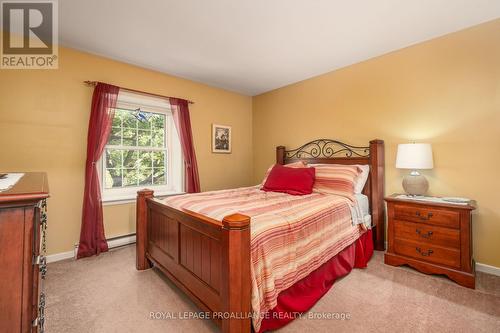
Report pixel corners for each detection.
[262,164,316,195]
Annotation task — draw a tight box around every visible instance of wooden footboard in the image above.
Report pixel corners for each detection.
[136,190,251,333]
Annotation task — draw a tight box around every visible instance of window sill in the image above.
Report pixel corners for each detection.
[102,191,185,206]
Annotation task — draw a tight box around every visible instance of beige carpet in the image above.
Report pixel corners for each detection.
[45,246,500,333]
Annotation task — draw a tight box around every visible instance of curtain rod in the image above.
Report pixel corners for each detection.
[83,81,195,104]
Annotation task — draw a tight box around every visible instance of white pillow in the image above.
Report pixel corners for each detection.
[354,165,370,194]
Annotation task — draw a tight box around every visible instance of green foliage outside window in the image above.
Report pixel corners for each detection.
[105,109,168,189]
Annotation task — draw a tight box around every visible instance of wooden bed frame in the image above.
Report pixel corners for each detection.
[136,139,385,333]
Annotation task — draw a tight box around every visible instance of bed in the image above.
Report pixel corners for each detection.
[136,139,385,333]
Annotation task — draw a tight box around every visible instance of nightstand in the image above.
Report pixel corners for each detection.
[384,194,476,288]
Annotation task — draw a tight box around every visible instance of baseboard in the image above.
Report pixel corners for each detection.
[46,250,75,263]
[107,234,136,249]
[476,262,500,277]
[46,234,136,263]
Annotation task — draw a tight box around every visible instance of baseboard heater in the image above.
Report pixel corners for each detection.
[73,233,137,258]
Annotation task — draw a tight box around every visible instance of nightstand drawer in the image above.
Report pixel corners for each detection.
[393,204,460,228]
[393,239,461,269]
[394,220,460,249]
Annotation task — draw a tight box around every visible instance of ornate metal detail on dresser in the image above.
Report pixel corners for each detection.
[284,139,370,159]
[0,172,49,333]
[40,199,48,256]
[34,198,48,332]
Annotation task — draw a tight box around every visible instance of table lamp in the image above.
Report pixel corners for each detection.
[396,143,434,196]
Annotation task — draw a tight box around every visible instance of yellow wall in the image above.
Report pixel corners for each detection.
[1,20,499,267]
[0,47,253,255]
[252,19,500,267]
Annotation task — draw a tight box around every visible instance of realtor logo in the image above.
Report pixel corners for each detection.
[1,0,58,69]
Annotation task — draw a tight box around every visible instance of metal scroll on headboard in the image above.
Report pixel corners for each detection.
[284,139,370,159]
[278,138,386,251]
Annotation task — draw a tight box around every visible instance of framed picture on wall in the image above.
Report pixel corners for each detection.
[212,124,231,153]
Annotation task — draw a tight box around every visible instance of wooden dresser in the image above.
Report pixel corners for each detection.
[0,173,49,332]
[384,194,476,288]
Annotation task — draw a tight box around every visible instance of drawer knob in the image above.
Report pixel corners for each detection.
[415,211,433,221]
[416,247,433,256]
[416,229,433,239]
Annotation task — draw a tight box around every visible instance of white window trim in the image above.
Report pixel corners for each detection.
[99,91,184,204]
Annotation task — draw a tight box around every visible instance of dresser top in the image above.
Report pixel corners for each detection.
[385,193,476,210]
[0,172,49,204]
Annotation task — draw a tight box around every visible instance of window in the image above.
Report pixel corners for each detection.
[100,91,183,202]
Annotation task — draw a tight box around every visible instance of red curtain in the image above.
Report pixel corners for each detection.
[169,98,200,193]
[77,83,120,259]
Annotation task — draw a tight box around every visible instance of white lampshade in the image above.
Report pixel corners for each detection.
[396,143,434,170]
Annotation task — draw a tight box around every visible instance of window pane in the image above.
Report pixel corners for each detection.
[151,114,164,131]
[138,167,153,186]
[112,110,124,127]
[106,149,122,168]
[123,168,138,187]
[105,168,122,189]
[104,106,171,192]
[122,111,137,129]
[153,168,166,185]
[152,151,166,168]
[122,128,137,146]
[138,129,152,147]
[123,150,138,168]
[152,129,164,148]
[138,151,152,168]
[109,127,122,145]
[137,112,152,130]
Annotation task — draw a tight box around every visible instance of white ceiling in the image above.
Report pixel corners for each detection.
[59,0,500,95]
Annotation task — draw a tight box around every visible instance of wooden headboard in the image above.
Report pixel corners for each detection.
[276,139,385,251]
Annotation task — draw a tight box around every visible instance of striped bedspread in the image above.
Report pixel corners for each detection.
[162,186,363,331]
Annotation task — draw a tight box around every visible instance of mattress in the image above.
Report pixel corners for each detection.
[351,193,372,227]
[355,193,370,216]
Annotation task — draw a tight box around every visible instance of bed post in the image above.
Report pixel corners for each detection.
[136,189,154,270]
[221,213,252,333]
[369,139,385,251]
[276,145,286,165]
